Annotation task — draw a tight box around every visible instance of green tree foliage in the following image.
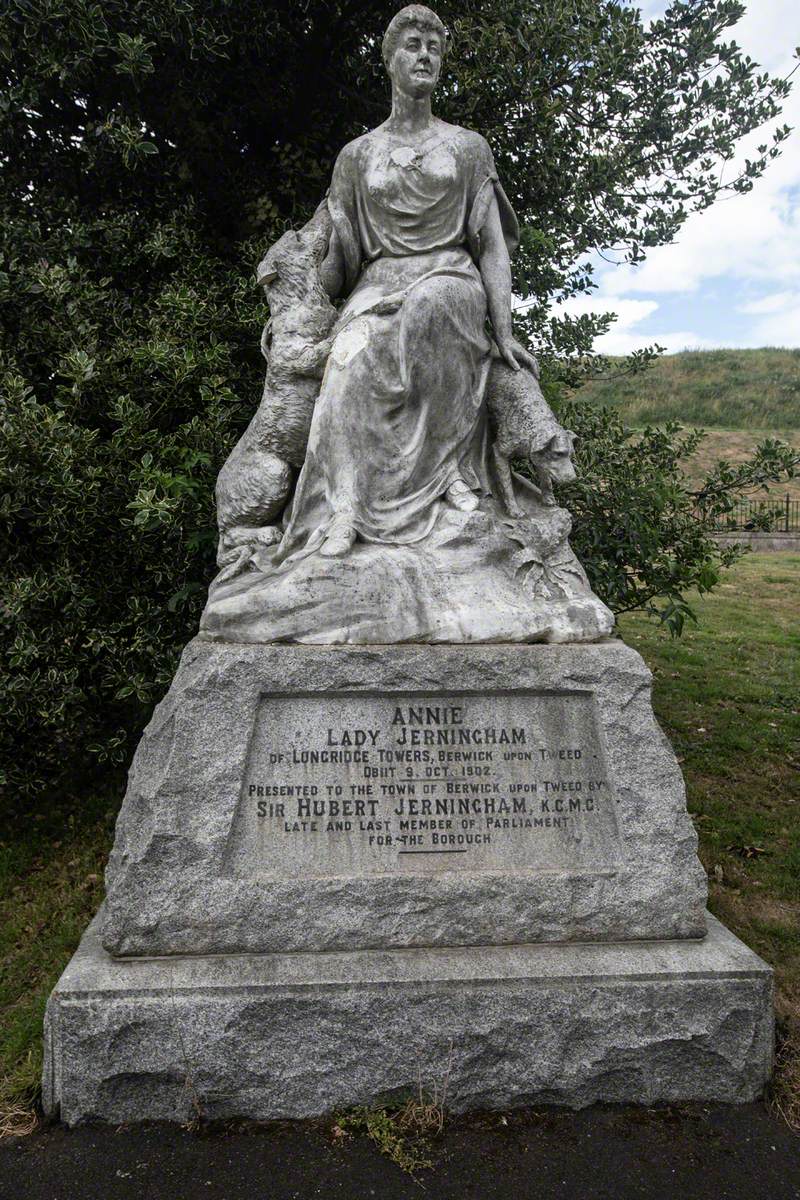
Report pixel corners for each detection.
[0,0,796,804]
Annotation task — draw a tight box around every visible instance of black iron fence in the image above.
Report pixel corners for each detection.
[704,496,800,533]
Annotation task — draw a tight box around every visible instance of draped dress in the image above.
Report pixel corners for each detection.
[273,120,519,562]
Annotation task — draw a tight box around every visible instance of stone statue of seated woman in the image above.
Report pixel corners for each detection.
[201,5,614,646]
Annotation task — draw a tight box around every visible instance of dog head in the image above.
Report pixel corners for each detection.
[536,430,577,482]
[256,203,332,304]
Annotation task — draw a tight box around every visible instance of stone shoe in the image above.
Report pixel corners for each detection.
[320,516,357,558]
[445,478,480,512]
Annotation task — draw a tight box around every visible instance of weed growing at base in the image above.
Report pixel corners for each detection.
[333,1101,437,1177]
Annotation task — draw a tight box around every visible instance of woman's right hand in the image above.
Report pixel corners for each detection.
[496,335,539,378]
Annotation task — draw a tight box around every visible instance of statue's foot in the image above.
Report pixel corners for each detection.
[221,525,281,557]
[320,518,356,558]
[215,545,253,584]
[446,479,480,513]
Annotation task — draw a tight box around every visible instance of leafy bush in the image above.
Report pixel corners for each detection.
[1,224,262,803]
[0,0,796,808]
[547,398,799,632]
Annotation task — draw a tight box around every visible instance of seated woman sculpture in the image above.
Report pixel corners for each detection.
[202,4,612,645]
[274,3,538,562]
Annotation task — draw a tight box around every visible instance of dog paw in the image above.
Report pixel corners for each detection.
[252,526,282,547]
[223,525,281,550]
[215,545,253,583]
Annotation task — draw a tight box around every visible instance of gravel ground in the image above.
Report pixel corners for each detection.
[1,1103,798,1200]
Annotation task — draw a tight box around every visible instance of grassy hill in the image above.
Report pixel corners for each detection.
[572,348,800,501]
[573,348,800,430]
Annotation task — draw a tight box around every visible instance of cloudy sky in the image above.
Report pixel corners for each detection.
[559,0,800,354]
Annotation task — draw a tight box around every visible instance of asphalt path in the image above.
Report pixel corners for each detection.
[1,1103,798,1200]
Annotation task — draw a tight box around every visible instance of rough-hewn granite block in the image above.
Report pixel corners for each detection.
[102,639,707,957]
[43,912,773,1125]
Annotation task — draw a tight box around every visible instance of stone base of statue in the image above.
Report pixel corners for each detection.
[43,640,773,1122]
[100,640,711,955]
[201,491,615,645]
[44,909,772,1125]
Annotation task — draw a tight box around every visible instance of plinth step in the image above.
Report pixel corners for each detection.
[44,911,773,1125]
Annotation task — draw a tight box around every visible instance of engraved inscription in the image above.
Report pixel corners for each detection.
[224,691,623,877]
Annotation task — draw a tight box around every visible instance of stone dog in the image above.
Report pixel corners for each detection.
[486,358,577,516]
[215,203,337,576]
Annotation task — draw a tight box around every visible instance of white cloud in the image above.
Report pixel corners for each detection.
[597,329,717,356]
[610,183,800,297]
[727,0,800,75]
[636,1,668,21]
[552,293,714,355]
[638,0,797,69]
[554,295,659,326]
[740,296,800,345]
[738,290,799,315]
[543,4,800,352]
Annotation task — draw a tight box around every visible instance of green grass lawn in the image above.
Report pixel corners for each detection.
[619,553,800,1127]
[1,552,798,1131]
[0,791,115,1132]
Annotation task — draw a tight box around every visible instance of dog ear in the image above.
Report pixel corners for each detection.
[548,431,575,454]
[257,266,278,286]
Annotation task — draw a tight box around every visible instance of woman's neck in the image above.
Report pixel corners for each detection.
[386,89,435,136]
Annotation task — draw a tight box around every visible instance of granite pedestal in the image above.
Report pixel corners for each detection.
[44,912,772,1124]
[43,640,773,1122]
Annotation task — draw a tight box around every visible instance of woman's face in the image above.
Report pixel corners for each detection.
[387,25,443,98]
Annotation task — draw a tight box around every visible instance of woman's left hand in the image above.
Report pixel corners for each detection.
[496,336,539,378]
